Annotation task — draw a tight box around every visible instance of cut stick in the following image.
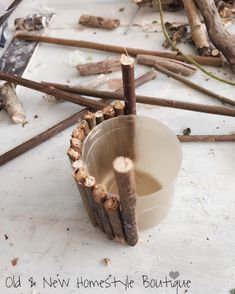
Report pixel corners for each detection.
[137,54,197,76]
[1,72,235,118]
[178,134,235,142]
[0,82,25,123]
[113,100,125,116]
[83,176,105,232]
[95,110,104,124]
[76,58,121,76]
[79,15,120,30]
[72,166,97,227]
[16,32,224,66]
[77,74,109,89]
[78,120,90,136]
[182,0,212,56]
[61,87,235,118]
[42,69,157,96]
[115,68,157,94]
[195,0,235,72]
[67,147,80,161]
[120,54,136,115]
[72,128,85,142]
[0,109,86,167]
[71,159,83,172]
[0,71,106,111]
[154,64,235,107]
[103,195,125,244]
[93,184,114,240]
[84,111,96,129]
[70,138,82,152]
[113,157,138,246]
[103,105,115,120]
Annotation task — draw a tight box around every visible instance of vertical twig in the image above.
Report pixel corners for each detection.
[120,54,137,115]
[113,156,138,246]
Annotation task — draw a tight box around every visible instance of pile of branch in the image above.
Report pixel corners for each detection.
[173,0,235,70]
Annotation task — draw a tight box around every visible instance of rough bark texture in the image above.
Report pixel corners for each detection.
[137,54,196,76]
[182,0,212,56]
[113,157,138,246]
[195,0,235,72]
[76,58,121,76]
[84,176,105,232]
[78,120,90,136]
[17,32,224,66]
[93,184,114,240]
[103,195,126,244]
[79,15,120,30]
[120,55,136,115]
[163,22,187,48]
[178,134,235,142]
[154,64,235,107]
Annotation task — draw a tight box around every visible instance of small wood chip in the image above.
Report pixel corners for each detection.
[11,258,18,266]
[103,258,111,265]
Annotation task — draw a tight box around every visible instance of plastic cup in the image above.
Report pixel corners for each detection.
[81,115,182,230]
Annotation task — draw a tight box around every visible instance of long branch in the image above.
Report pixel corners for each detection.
[1,72,235,117]
[15,32,223,67]
[157,0,235,86]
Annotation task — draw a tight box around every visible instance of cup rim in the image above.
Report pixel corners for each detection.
[82,115,183,198]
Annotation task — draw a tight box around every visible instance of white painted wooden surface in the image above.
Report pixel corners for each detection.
[0,1,235,293]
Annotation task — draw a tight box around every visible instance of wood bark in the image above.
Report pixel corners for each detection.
[178,134,235,142]
[0,82,25,123]
[72,164,97,227]
[0,109,86,167]
[1,72,235,118]
[79,15,120,30]
[84,176,105,232]
[78,120,90,136]
[154,64,235,107]
[103,105,115,120]
[113,157,138,246]
[63,87,235,118]
[95,110,104,124]
[16,32,224,66]
[92,184,114,239]
[195,0,235,72]
[103,195,125,244]
[182,0,212,56]
[137,54,197,76]
[76,58,121,76]
[84,111,96,129]
[43,69,157,97]
[163,22,187,48]
[120,54,137,115]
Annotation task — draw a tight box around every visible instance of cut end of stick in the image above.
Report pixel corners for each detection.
[93,184,108,203]
[84,176,96,188]
[12,114,26,124]
[120,54,134,66]
[113,156,134,174]
[103,196,119,211]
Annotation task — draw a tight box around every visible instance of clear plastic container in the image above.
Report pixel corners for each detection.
[81,115,182,230]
